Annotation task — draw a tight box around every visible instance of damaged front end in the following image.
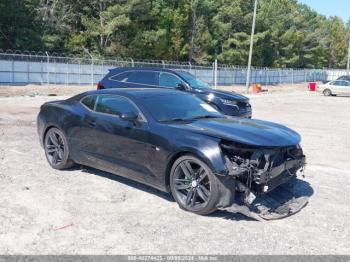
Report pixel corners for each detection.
[219,141,308,220]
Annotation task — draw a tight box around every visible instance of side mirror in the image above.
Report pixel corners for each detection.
[176,83,187,91]
[120,112,139,122]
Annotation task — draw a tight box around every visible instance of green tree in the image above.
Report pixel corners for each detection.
[1,0,350,69]
[0,0,41,50]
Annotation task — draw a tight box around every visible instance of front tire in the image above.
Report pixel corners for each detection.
[170,155,220,215]
[323,89,332,96]
[44,127,74,170]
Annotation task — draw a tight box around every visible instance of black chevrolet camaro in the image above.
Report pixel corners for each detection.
[37,88,307,219]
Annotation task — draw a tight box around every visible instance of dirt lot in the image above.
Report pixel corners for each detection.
[0,89,349,254]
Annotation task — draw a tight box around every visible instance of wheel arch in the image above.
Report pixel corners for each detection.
[164,145,228,192]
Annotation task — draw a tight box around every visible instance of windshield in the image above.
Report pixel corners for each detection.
[177,71,211,90]
[140,93,223,122]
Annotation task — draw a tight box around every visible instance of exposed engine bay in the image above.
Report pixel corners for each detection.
[219,141,308,220]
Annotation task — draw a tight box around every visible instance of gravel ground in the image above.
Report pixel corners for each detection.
[0,90,349,254]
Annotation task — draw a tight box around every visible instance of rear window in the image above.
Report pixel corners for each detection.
[81,95,97,110]
[110,72,131,82]
[127,71,158,85]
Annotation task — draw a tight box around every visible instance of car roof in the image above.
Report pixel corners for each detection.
[337,75,350,78]
[108,67,188,74]
[81,88,185,99]
[331,79,350,82]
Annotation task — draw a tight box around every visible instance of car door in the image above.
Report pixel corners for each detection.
[345,82,350,95]
[328,81,342,95]
[80,94,154,182]
[338,81,350,95]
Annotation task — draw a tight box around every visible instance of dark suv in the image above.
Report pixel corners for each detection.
[337,75,350,81]
[98,67,252,118]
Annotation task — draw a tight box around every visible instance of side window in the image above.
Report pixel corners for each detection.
[81,95,97,110]
[110,72,131,82]
[333,81,348,86]
[127,71,158,85]
[95,95,139,116]
[340,81,349,86]
[159,72,183,88]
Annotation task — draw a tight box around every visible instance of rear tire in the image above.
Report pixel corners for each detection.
[44,127,75,170]
[323,89,332,96]
[170,155,220,215]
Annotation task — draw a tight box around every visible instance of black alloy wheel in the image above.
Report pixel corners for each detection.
[44,127,74,170]
[170,155,219,215]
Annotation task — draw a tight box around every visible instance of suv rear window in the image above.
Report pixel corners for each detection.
[127,71,158,85]
[110,72,131,82]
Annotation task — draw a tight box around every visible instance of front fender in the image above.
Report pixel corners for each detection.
[168,134,228,176]
[167,134,235,208]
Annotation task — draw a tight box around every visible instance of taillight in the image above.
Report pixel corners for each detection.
[97,83,104,90]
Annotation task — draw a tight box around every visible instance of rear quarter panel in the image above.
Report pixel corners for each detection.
[37,100,81,146]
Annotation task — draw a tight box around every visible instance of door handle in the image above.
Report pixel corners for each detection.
[88,120,96,127]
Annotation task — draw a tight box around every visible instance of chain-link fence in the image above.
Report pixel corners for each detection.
[0,50,347,87]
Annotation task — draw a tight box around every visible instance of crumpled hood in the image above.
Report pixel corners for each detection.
[194,88,248,102]
[169,117,301,147]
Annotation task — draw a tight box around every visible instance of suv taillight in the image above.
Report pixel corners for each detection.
[97,83,104,90]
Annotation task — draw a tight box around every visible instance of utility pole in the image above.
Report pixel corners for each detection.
[347,33,350,75]
[245,0,258,93]
[83,47,94,87]
[45,51,50,86]
[214,59,218,89]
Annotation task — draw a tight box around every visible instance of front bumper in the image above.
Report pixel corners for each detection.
[217,144,308,220]
[254,156,306,193]
[223,180,310,221]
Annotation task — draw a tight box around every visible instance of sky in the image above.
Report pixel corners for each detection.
[298,0,350,22]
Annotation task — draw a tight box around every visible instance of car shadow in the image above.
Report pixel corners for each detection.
[208,210,258,221]
[70,166,313,222]
[331,95,350,98]
[77,165,174,202]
